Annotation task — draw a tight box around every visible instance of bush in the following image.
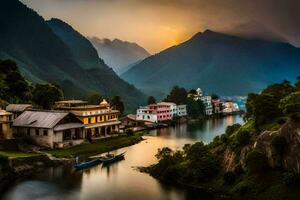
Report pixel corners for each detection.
[236,130,251,146]
[125,129,134,136]
[283,172,300,185]
[271,135,287,156]
[226,124,241,136]
[245,150,268,174]
[223,171,236,184]
[232,180,254,196]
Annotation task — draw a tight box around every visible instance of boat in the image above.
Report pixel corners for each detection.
[74,158,102,170]
[100,152,125,165]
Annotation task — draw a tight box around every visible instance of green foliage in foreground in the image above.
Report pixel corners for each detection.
[47,135,142,158]
[149,142,220,184]
[0,151,39,159]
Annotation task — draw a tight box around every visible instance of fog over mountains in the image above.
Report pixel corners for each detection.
[89,37,150,75]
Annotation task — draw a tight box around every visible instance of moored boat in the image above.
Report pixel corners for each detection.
[74,159,102,170]
[100,152,125,165]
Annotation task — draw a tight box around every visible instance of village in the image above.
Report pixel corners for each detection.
[0,87,242,150]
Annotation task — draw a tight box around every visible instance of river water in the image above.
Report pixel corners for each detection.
[2,115,244,200]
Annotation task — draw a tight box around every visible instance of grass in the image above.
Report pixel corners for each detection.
[46,133,144,158]
[0,151,40,159]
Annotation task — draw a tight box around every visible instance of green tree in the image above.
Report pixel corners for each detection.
[165,86,187,105]
[279,92,300,116]
[245,150,268,174]
[186,98,205,118]
[87,93,103,105]
[110,96,124,115]
[147,96,156,105]
[32,83,64,109]
[236,130,251,146]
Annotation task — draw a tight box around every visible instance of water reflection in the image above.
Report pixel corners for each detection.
[2,115,243,200]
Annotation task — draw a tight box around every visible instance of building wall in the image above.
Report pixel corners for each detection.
[177,105,187,116]
[15,127,54,148]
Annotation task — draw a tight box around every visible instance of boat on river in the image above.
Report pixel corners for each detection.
[74,159,102,170]
[100,152,125,165]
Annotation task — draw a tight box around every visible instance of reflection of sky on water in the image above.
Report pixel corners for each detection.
[149,115,244,143]
[2,116,243,200]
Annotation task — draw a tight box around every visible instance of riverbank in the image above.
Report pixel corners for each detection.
[46,133,144,158]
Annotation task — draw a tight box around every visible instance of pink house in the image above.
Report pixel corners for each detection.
[148,103,172,122]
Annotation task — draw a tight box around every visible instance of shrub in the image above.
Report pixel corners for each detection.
[245,150,268,174]
[271,135,287,156]
[232,180,254,196]
[225,124,241,136]
[283,172,300,186]
[223,171,236,184]
[236,130,251,146]
[125,129,134,136]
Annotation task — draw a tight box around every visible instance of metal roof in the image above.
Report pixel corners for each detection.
[6,104,32,113]
[54,123,84,132]
[13,111,69,129]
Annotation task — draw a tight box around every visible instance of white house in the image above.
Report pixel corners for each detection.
[177,105,187,116]
[13,111,85,148]
[201,96,213,116]
[136,107,158,123]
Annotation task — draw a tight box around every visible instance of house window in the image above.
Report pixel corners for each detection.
[35,129,39,136]
[43,130,48,136]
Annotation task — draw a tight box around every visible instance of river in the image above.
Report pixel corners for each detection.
[1,115,244,200]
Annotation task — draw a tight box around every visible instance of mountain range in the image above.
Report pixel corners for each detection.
[0,0,145,111]
[89,37,150,75]
[122,30,300,98]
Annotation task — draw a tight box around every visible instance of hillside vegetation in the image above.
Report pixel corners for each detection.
[149,79,300,199]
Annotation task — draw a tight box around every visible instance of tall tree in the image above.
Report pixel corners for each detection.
[147,96,156,105]
[110,96,124,115]
[165,86,187,105]
[32,83,64,109]
[87,93,103,105]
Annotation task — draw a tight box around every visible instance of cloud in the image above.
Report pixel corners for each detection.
[21,0,300,52]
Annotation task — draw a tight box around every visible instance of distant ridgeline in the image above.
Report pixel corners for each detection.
[0,0,145,111]
[122,30,300,98]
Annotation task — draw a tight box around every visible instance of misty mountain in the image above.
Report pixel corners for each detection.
[121,30,300,97]
[89,37,150,75]
[0,0,145,110]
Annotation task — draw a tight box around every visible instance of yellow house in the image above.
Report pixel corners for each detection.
[55,100,121,138]
[0,109,13,139]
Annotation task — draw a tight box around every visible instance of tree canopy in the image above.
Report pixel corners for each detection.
[110,96,124,115]
[147,96,156,105]
[164,86,187,105]
[32,84,64,109]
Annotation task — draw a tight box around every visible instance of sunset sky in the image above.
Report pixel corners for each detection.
[21,0,300,53]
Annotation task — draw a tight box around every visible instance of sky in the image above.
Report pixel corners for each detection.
[21,0,300,54]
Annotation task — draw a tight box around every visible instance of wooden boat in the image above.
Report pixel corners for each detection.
[100,152,125,165]
[74,158,102,170]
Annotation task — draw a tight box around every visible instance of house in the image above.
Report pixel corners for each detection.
[222,101,240,114]
[55,99,121,139]
[13,111,84,148]
[6,104,33,120]
[201,96,213,116]
[177,105,187,117]
[121,114,144,127]
[212,99,223,114]
[136,106,158,123]
[0,109,13,139]
[157,102,177,118]
[148,103,173,121]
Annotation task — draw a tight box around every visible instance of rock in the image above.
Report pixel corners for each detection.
[223,148,237,172]
[255,119,300,173]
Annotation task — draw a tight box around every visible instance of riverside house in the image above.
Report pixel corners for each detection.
[55,100,121,139]
[0,109,13,139]
[13,110,85,148]
[6,104,33,120]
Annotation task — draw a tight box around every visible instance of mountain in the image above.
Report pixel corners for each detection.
[89,37,151,75]
[122,30,300,97]
[0,0,145,111]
